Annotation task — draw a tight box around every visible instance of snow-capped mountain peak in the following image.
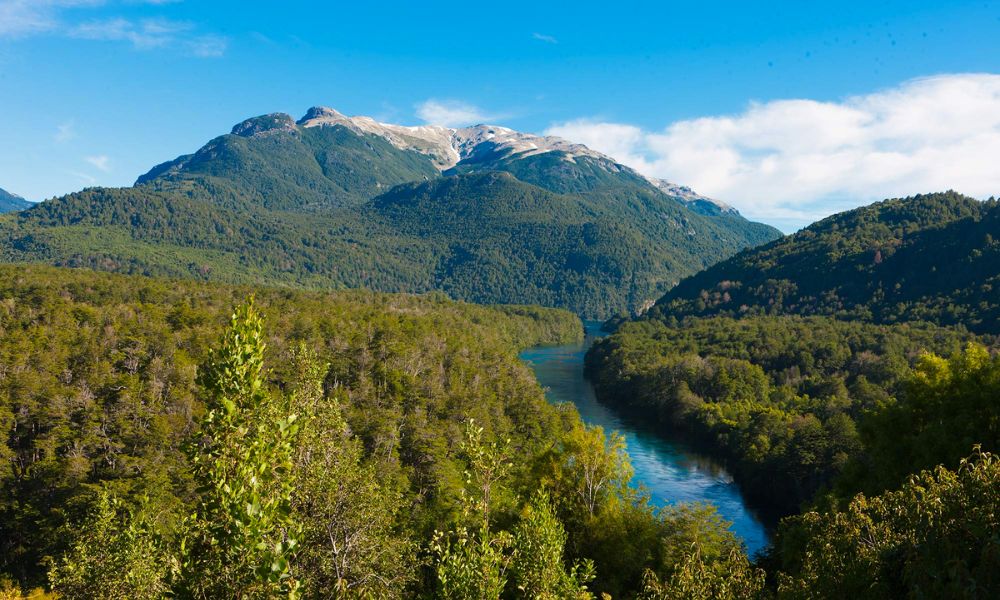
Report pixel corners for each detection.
[295,106,742,217]
[297,107,607,170]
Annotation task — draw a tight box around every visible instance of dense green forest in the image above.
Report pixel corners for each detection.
[0,264,776,599]
[0,113,780,318]
[2,265,997,598]
[586,318,1000,597]
[647,192,1000,333]
[586,315,993,513]
[581,191,1000,597]
[0,249,997,597]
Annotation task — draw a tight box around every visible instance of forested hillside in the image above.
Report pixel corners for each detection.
[2,264,996,598]
[0,110,781,317]
[649,192,1000,333]
[586,315,990,513]
[137,114,442,211]
[0,264,779,599]
[582,191,1000,597]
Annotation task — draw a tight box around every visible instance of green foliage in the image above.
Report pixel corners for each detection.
[432,421,515,600]
[430,526,512,600]
[290,345,417,598]
[650,192,1000,333]
[47,490,170,600]
[776,449,1000,599]
[0,264,579,593]
[459,420,514,536]
[574,501,753,599]
[639,548,766,600]
[511,491,595,600]
[180,299,302,598]
[586,315,978,513]
[854,343,1000,494]
[556,424,632,518]
[433,421,600,599]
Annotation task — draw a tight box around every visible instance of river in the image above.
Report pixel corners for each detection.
[519,321,770,556]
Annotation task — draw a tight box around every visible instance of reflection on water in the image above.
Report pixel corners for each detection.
[520,321,770,556]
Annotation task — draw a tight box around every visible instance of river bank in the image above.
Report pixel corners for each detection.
[519,321,771,556]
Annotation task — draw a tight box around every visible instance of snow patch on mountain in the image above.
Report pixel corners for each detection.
[645,177,737,215]
[297,106,607,170]
[294,106,745,218]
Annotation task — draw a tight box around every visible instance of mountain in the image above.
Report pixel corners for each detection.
[0,107,781,317]
[646,191,1000,332]
[646,178,738,216]
[136,112,441,211]
[0,188,31,213]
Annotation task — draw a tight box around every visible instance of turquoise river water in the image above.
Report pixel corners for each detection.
[519,321,770,556]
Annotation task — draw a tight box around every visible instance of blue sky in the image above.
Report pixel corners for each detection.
[1,0,999,230]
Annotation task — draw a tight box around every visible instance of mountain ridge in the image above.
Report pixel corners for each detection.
[0,188,31,213]
[645,191,1000,332]
[145,105,756,221]
[2,107,783,317]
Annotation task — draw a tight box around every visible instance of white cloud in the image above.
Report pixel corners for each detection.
[532,32,557,44]
[416,99,495,127]
[0,1,225,57]
[69,170,98,185]
[546,73,1000,229]
[54,120,76,143]
[71,17,179,48]
[85,155,111,172]
[185,33,226,57]
[0,0,101,37]
[546,120,648,166]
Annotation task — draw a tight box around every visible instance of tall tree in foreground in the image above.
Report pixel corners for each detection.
[179,299,302,599]
[511,491,595,599]
[432,421,598,599]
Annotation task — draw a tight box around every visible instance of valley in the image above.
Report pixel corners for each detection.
[1,108,998,600]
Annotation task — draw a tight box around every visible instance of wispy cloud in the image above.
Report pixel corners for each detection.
[532,32,558,44]
[68,170,98,186]
[185,33,226,57]
[71,17,182,48]
[546,73,1000,228]
[0,1,226,57]
[85,155,111,172]
[416,99,496,127]
[70,16,225,55]
[54,121,76,143]
[0,0,101,38]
